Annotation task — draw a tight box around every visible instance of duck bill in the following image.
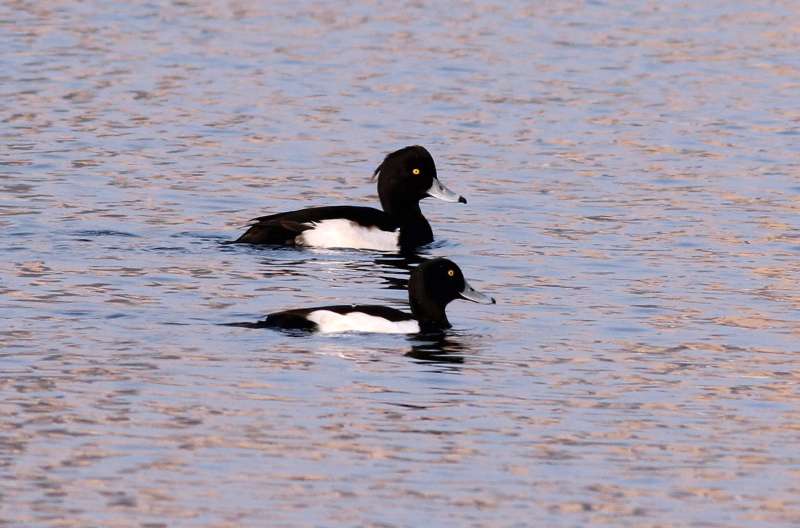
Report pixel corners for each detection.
[459,280,496,304]
[427,178,467,204]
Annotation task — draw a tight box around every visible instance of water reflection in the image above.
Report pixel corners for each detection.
[405,333,470,364]
[372,252,428,290]
[229,246,432,289]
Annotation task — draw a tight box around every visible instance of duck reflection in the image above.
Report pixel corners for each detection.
[372,251,428,290]
[405,333,470,364]
[225,238,433,288]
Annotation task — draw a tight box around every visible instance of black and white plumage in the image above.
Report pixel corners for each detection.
[233,146,466,252]
[240,258,495,334]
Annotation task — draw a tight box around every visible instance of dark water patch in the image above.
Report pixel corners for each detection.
[173,231,231,240]
[146,246,191,253]
[71,230,140,238]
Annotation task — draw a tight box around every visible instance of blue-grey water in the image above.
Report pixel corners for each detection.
[2,1,799,526]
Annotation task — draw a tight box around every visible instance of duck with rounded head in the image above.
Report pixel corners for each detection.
[233,146,466,252]
[239,258,495,334]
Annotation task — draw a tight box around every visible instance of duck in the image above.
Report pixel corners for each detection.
[241,258,495,334]
[233,146,466,252]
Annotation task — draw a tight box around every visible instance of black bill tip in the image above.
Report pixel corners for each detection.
[458,196,467,204]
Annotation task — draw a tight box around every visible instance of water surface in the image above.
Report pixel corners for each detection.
[2,1,799,526]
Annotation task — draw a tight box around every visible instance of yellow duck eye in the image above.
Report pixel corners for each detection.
[447,269,454,277]
[412,168,420,175]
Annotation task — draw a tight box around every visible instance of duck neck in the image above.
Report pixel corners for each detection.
[381,194,421,220]
[382,199,433,249]
[408,280,451,330]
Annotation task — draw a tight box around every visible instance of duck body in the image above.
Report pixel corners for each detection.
[260,305,420,333]
[234,205,432,252]
[233,146,464,252]
[251,258,495,335]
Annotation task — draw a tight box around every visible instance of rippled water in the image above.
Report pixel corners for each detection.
[2,1,800,525]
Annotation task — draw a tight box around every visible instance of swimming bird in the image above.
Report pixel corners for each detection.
[242,258,495,334]
[233,146,466,252]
